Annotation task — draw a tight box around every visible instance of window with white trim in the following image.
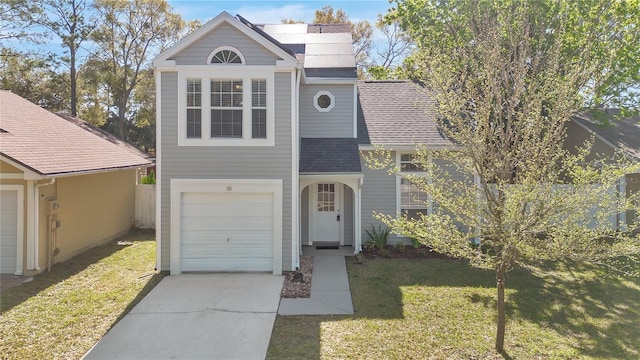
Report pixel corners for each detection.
[178,70,274,146]
[252,79,267,139]
[400,154,429,220]
[313,91,335,112]
[211,79,243,138]
[210,49,243,64]
[186,79,201,138]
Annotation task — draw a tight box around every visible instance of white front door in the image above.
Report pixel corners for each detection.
[311,183,341,244]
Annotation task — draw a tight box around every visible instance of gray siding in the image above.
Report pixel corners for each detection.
[360,151,398,244]
[172,23,281,66]
[343,184,353,245]
[300,84,354,138]
[160,72,293,271]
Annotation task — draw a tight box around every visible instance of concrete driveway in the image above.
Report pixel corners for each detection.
[83,273,284,360]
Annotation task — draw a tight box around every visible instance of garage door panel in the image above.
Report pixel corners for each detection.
[182,203,272,217]
[180,191,275,273]
[180,216,272,231]
[1,190,18,274]
[181,243,272,258]
[181,257,272,272]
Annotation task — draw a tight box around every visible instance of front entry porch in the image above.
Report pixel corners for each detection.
[299,174,363,256]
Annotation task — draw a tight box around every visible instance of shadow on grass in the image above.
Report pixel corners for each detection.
[0,228,157,314]
[267,257,640,359]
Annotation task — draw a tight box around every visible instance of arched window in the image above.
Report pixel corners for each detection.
[207,46,245,64]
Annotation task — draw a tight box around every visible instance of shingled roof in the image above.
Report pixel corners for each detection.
[572,111,640,160]
[300,138,361,173]
[357,80,453,147]
[0,91,152,177]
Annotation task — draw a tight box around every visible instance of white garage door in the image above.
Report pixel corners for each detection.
[180,192,274,272]
[1,190,18,274]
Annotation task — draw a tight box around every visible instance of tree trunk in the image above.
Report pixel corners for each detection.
[495,267,506,352]
[70,49,77,116]
[118,103,126,140]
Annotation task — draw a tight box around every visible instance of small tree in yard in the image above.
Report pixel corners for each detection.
[367,0,640,353]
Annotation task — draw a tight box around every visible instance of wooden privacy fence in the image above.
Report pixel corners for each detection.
[135,184,155,229]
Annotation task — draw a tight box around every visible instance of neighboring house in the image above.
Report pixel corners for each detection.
[0,91,152,275]
[568,111,640,228]
[152,12,638,276]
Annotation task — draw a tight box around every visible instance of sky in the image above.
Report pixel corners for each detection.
[166,0,396,25]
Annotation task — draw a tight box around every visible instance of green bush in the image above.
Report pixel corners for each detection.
[365,224,391,248]
[140,169,156,185]
[409,237,422,249]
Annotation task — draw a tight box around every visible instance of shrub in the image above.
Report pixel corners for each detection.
[365,224,391,248]
[141,170,156,185]
[409,237,422,248]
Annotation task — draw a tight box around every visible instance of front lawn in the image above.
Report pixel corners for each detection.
[268,257,640,359]
[0,229,165,359]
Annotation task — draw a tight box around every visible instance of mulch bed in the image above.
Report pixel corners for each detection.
[281,256,313,298]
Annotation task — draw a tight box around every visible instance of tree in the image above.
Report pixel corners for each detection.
[0,0,42,41]
[0,48,69,111]
[368,14,413,80]
[368,0,640,353]
[36,0,95,116]
[91,0,184,139]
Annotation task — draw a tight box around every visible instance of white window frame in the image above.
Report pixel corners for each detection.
[313,90,335,112]
[396,152,432,218]
[177,69,275,146]
[206,46,246,65]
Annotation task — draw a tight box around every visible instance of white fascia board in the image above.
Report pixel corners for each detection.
[304,77,358,85]
[358,144,460,151]
[0,155,43,180]
[152,11,297,65]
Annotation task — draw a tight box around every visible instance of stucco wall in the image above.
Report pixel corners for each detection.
[47,169,136,266]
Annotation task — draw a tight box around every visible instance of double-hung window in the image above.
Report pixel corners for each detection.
[399,154,429,220]
[211,80,243,138]
[252,79,267,139]
[186,79,201,138]
[179,72,274,146]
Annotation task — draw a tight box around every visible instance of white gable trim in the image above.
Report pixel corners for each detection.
[152,11,297,67]
[0,155,43,180]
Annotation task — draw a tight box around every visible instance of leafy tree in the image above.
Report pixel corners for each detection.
[91,0,184,139]
[367,0,640,353]
[0,48,69,111]
[0,0,42,41]
[36,0,95,116]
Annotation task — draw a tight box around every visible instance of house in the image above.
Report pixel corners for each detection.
[568,111,640,228]
[152,12,638,276]
[0,91,153,275]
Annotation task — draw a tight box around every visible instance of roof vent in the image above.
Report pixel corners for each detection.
[0,128,8,133]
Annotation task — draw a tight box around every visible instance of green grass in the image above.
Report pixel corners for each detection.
[0,229,165,359]
[267,258,640,359]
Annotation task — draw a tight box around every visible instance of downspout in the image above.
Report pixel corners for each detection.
[34,178,55,271]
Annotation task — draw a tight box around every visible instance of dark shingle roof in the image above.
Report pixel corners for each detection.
[572,111,640,159]
[357,80,452,147]
[300,138,361,173]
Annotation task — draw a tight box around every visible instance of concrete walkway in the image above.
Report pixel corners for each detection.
[83,273,284,360]
[278,255,354,315]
